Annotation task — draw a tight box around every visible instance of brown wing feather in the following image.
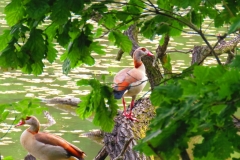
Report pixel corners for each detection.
[35,132,85,159]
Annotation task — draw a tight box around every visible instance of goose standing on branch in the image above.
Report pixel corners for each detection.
[113,47,154,121]
[16,116,85,160]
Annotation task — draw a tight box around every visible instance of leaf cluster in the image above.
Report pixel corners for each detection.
[76,79,118,132]
[135,56,240,159]
[1,0,239,75]
[1,0,106,75]
[0,98,45,123]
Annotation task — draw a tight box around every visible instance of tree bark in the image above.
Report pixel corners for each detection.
[191,34,240,65]
[156,35,171,75]
[101,98,155,160]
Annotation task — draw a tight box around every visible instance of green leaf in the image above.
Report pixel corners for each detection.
[229,55,240,69]
[94,28,103,38]
[77,93,93,119]
[50,0,71,25]
[193,66,209,83]
[45,22,59,42]
[0,30,12,51]
[22,29,46,61]
[213,133,234,159]
[150,84,183,106]
[141,20,154,39]
[0,104,7,116]
[112,31,132,53]
[76,79,118,132]
[25,1,49,20]
[126,0,145,14]
[228,16,240,34]
[108,31,115,42]
[93,98,115,132]
[90,42,105,55]
[66,32,93,68]
[12,98,44,119]
[211,104,226,115]
[68,0,84,13]
[4,0,25,26]
[1,110,10,121]
[0,44,18,69]
[46,42,57,63]
[32,61,44,76]
[169,21,182,36]
[57,21,72,47]
[218,83,231,100]
[3,156,14,160]
[103,14,116,29]
[191,10,202,27]
[77,79,90,86]
[116,11,130,21]
[194,133,215,158]
[83,55,95,66]
[214,13,225,28]
[163,54,172,71]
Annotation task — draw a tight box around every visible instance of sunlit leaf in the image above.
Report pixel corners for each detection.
[4,0,25,26]
[90,42,105,55]
[32,61,44,76]
[76,79,118,132]
[47,42,57,63]
[77,79,90,86]
[0,30,12,51]
[82,55,95,66]
[3,156,14,160]
[112,31,132,53]
[103,14,116,29]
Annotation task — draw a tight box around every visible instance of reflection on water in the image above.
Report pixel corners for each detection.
[0,1,231,159]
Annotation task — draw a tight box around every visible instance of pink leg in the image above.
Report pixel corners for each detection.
[122,98,127,116]
[128,99,135,117]
[122,98,138,122]
[127,99,138,121]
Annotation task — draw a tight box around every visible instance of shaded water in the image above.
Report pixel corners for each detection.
[0,1,232,160]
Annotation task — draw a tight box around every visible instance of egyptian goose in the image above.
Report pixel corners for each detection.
[16,116,85,160]
[113,47,154,121]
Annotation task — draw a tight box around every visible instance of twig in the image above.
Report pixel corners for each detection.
[180,150,191,160]
[166,49,193,54]
[197,33,227,65]
[0,116,17,140]
[198,30,223,65]
[94,146,108,160]
[113,137,134,160]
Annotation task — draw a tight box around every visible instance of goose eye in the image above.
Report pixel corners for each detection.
[141,48,146,52]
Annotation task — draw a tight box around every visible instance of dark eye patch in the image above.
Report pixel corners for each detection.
[141,48,146,51]
[26,116,31,120]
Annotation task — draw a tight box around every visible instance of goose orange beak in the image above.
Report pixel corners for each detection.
[15,119,25,127]
[147,51,154,56]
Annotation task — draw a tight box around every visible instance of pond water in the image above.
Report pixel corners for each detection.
[0,1,233,160]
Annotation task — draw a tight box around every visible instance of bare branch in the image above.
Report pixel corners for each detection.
[166,49,193,54]
[0,116,17,140]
